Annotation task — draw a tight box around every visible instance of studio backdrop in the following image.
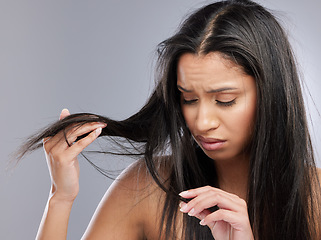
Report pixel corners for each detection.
[0,0,320,239]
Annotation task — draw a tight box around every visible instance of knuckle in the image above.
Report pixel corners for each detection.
[214,192,223,201]
[188,197,199,207]
[239,198,247,207]
[215,210,224,219]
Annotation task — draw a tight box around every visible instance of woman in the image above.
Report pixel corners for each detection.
[18,0,321,239]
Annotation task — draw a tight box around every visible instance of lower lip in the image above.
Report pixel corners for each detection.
[199,140,225,151]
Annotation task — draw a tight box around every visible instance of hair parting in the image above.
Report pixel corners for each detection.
[16,0,321,239]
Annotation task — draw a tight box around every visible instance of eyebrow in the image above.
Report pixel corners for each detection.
[177,85,238,93]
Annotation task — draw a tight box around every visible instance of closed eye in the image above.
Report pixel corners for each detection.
[216,99,236,107]
[182,99,198,105]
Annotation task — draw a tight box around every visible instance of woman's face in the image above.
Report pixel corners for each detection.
[177,52,257,162]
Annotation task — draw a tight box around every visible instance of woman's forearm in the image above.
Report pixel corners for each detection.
[35,109,105,239]
[36,195,74,240]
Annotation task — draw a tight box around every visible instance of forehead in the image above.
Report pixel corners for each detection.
[176,52,249,89]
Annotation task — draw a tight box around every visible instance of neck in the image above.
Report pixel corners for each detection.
[214,154,250,201]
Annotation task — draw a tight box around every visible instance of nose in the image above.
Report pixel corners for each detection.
[195,102,219,132]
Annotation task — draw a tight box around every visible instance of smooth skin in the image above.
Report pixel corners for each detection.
[37,109,106,239]
[38,109,166,240]
[177,52,255,239]
[37,53,320,239]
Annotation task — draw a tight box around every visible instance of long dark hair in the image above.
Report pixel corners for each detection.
[17,0,321,239]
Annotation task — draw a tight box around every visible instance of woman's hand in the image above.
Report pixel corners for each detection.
[179,186,254,240]
[43,109,107,202]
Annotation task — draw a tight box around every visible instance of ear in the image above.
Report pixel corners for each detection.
[59,108,70,120]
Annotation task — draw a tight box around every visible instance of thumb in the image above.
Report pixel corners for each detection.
[59,108,70,120]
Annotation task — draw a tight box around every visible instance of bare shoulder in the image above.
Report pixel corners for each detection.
[82,159,168,240]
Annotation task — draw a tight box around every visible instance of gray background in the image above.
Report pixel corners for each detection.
[1,0,320,239]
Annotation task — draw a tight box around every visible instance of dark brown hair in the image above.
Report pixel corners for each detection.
[18,0,321,239]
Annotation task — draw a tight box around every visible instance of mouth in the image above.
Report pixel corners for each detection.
[196,136,226,151]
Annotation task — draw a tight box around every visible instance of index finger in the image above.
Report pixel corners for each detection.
[179,186,237,199]
[65,126,103,159]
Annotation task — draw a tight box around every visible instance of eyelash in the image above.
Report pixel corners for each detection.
[182,99,197,105]
[182,99,236,107]
[216,99,236,107]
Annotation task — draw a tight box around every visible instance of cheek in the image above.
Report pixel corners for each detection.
[181,107,193,129]
[181,106,200,136]
[226,102,256,142]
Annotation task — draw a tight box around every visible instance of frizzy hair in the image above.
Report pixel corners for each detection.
[17,0,320,239]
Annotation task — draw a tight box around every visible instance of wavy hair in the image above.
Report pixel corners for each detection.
[18,0,320,239]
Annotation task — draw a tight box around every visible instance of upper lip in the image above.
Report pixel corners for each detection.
[197,135,226,143]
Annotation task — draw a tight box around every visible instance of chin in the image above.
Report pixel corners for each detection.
[200,148,229,161]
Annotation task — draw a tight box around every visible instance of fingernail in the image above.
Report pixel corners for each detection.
[95,127,102,136]
[179,191,189,197]
[200,219,206,225]
[179,202,188,212]
[188,208,195,216]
